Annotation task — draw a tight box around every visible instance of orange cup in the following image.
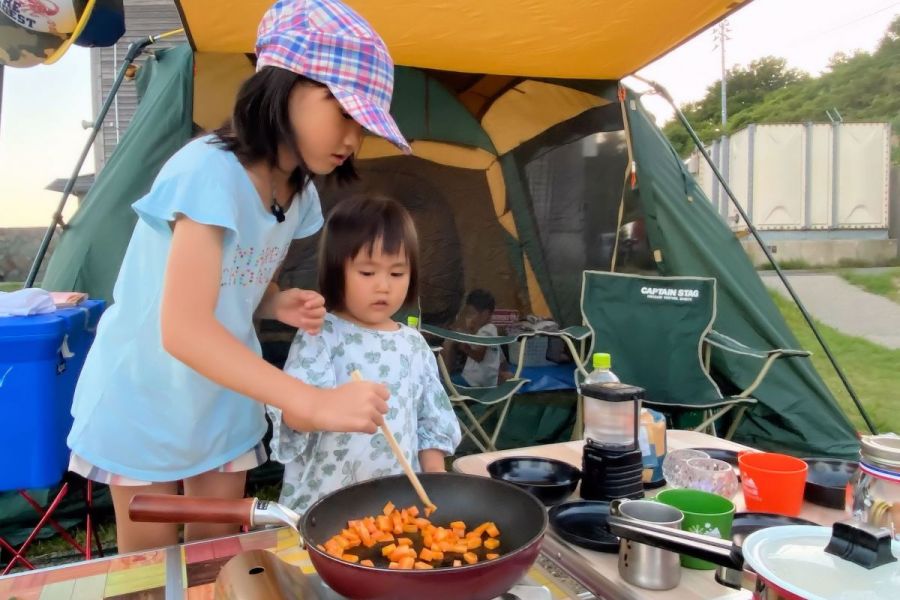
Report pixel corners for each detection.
[738,452,808,516]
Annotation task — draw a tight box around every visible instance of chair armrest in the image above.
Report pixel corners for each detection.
[421,323,529,347]
[704,329,810,398]
[705,330,809,359]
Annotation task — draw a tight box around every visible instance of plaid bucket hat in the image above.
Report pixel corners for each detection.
[256,0,410,154]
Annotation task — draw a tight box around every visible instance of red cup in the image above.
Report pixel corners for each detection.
[738,452,808,516]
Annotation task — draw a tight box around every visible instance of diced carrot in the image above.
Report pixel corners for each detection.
[466,537,482,549]
[439,541,453,552]
[381,543,397,557]
[391,513,404,534]
[486,553,500,560]
[388,561,401,570]
[383,501,395,516]
[389,547,410,563]
[334,536,350,549]
[354,523,373,547]
[399,556,416,570]
[463,552,478,565]
[414,561,434,570]
[341,554,359,563]
[407,506,420,517]
[434,528,448,542]
[484,538,500,550]
[423,533,433,548]
[397,537,413,546]
[419,548,434,561]
[452,544,468,554]
[486,523,500,538]
[450,521,466,530]
[431,550,444,561]
[452,559,462,567]
[414,518,431,528]
[360,559,375,567]
[402,524,418,534]
[376,515,391,532]
[316,544,326,552]
[472,523,489,537]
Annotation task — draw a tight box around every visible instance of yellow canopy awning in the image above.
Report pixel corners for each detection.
[175,0,749,79]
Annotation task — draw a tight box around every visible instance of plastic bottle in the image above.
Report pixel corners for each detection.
[583,353,632,445]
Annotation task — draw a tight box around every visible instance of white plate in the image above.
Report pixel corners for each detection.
[742,525,900,600]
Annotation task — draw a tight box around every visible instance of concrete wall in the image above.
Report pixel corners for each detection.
[742,237,898,268]
[691,122,891,232]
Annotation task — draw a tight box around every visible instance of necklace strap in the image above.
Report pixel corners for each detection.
[270,178,286,223]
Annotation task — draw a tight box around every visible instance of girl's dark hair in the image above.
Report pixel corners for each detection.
[212,66,357,193]
[319,196,419,311]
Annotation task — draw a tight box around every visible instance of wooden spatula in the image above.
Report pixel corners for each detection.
[351,370,437,515]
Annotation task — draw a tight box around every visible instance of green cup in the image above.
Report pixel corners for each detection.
[654,488,734,570]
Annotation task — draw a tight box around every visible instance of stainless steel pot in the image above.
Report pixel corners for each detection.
[607,516,899,600]
[609,499,682,590]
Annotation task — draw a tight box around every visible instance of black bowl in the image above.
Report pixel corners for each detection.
[487,457,581,506]
[803,457,858,509]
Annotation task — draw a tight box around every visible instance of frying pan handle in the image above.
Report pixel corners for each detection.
[607,515,744,570]
[130,494,256,527]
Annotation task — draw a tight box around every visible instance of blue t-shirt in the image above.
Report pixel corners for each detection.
[67,135,324,482]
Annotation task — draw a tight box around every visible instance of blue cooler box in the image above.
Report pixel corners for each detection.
[0,300,105,491]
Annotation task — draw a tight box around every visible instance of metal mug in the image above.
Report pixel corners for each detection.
[610,499,684,590]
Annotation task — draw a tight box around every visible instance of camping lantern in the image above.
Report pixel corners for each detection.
[581,382,644,451]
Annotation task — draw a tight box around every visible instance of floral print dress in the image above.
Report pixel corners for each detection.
[267,313,461,513]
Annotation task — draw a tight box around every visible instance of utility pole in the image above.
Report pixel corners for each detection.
[712,20,732,217]
[713,20,731,130]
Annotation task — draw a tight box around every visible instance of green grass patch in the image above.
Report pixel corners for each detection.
[770,291,900,434]
[839,268,900,304]
[0,282,24,292]
[27,522,118,561]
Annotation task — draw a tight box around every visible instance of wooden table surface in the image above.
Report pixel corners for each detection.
[453,430,847,600]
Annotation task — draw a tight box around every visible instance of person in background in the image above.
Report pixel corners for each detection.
[441,289,513,387]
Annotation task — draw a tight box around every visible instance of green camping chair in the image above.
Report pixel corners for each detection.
[421,324,532,452]
[559,271,810,439]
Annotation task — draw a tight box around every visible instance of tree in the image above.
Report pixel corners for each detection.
[662,15,900,163]
[662,57,808,156]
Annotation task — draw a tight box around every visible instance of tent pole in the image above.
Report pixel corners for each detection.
[631,75,877,435]
[24,34,161,288]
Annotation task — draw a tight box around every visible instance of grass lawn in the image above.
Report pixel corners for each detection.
[839,267,900,304]
[0,282,23,292]
[770,291,900,434]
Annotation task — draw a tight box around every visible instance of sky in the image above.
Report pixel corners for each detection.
[1,0,898,228]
